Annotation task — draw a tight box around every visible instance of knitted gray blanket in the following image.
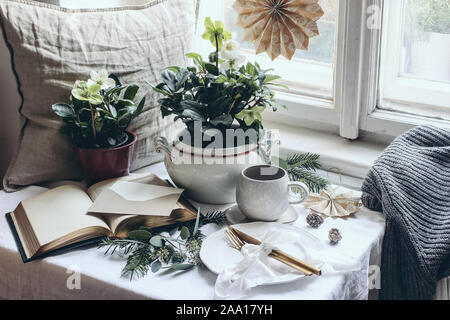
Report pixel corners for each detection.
[362,125,450,300]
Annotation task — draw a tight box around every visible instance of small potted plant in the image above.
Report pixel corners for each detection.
[150,18,286,204]
[52,70,145,185]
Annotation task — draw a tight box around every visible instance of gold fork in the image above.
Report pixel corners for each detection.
[224,229,313,276]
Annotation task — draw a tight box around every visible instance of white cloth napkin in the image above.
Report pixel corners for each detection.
[214,229,361,299]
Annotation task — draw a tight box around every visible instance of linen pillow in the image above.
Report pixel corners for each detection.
[0,0,192,191]
[0,3,60,183]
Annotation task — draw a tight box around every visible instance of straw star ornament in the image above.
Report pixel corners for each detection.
[304,186,363,217]
[232,0,324,60]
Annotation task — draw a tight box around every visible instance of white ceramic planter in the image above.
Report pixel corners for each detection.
[155,131,276,204]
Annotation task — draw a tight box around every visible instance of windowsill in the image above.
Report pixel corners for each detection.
[264,120,387,189]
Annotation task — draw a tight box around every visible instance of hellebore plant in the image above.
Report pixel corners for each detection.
[150,17,287,146]
[52,70,145,149]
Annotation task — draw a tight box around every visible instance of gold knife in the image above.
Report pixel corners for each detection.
[230,227,322,276]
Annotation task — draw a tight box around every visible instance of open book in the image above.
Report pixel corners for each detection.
[8,173,197,261]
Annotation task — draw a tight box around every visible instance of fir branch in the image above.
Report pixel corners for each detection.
[122,244,154,279]
[276,152,328,193]
[200,210,227,226]
[286,153,321,171]
[287,167,328,193]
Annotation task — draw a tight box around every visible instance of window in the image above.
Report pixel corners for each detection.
[196,0,342,132]
[223,0,338,100]
[379,0,450,120]
[197,0,450,140]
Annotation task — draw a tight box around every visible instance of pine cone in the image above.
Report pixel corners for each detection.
[306,212,324,228]
[328,228,342,245]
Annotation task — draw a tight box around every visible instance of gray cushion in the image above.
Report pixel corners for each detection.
[0,0,192,191]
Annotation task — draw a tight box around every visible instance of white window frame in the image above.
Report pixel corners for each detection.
[377,0,450,120]
[198,0,450,141]
[270,0,366,140]
[358,0,450,138]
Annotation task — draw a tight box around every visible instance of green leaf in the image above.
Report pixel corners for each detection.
[89,94,104,105]
[104,85,126,97]
[263,75,282,83]
[167,66,180,73]
[150,235,163,247]
[208,96,229,117]
[109,105,117,118]
[204,63,219,75]
[161,69,177,92]
[124,84,139,101]
[149,83,170,96]
[169,226,179,236]
[118,99,134,106]
[175,68,190,91]
[128,230,152,242]
[170,263,194,271]
[180,226,190,240]
[265,82,290,90]
[186,52,204,68]
[134,97,145,116]
[181,109,205,121]
[151,260,162,273]
[210,114,233,127]
[235,106,265,126]
[52,103,74,118]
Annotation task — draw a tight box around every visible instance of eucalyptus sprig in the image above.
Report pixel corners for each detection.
[99,209,227,280]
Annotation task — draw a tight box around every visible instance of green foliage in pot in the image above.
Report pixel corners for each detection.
[406,0,450,39]
[149,17,287,145]
[52,70,145,149]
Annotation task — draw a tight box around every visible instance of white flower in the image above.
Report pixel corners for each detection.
[220,40,241,60]
[220,40,245,70]
[87,69,116,90]
[221,55,245,70]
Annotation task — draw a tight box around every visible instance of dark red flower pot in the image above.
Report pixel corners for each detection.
[75,131,137,186]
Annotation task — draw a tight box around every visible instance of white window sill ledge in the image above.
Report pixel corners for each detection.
[265,121,387,189]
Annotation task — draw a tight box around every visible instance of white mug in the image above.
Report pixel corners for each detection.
[236,165,310,221]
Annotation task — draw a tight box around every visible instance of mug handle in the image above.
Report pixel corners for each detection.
[288,182,310,204]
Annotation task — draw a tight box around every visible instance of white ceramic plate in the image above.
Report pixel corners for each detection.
[200,222,325,283]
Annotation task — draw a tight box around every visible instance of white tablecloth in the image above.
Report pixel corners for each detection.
[0,162,386,300]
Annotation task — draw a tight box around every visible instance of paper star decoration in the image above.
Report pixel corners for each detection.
[232,0,324,60]
[304,186,363,217]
